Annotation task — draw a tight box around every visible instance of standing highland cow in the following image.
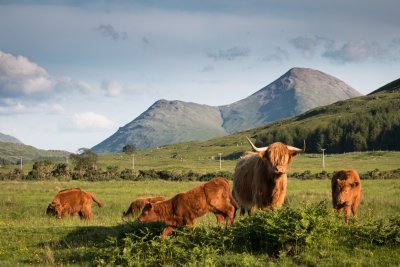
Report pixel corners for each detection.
[331,169,362,223]
[233,137,305,215]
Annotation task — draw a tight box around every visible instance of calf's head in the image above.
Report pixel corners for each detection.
[46,200,63,219]
[138,203,158,223]
[336,179,359,205]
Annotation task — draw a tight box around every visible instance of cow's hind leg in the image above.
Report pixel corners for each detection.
[81,205,93,220]
[214,212,226,225]
[216,205,235,225]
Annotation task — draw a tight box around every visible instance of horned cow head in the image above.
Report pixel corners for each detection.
[246,137,305,175]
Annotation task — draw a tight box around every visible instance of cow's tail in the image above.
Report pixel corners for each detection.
[229,191,239,210]
[90,193,103,207]
[229,190,240,223]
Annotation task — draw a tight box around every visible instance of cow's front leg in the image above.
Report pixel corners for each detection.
[336,207,344,223]
[344,206,352,224]
[162,226,176,236]
[352,202,360,224]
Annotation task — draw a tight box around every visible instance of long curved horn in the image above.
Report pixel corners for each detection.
[287,140,306,153]
[246,137,268,152]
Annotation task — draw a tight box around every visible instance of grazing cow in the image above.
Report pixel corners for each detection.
[122,196,165,217]
[46,188,102,219]
[331,169,362,223]
[138,177,239,236]
[233,137,305,215]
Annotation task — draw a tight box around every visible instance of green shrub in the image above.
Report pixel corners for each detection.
[96,202,339,266]
[197,171,233,181]
[343,215,400,246]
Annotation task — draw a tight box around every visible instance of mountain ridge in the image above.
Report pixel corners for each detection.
[92,67,362,153]
[0,132,23,144]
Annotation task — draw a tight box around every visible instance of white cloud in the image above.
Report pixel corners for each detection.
[323,40,371,63]
[0,50,96,115]
[0,98,65,115]
[56,76,96,95]
[71,112,115,131]
[0,50,53,96]
[207,46,250,61]
[93,24,128,41]
[102,79,123,97]
[290,36,400,64]
[323,40,400,64]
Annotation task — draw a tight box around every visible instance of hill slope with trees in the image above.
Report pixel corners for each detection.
[247,90,400,153]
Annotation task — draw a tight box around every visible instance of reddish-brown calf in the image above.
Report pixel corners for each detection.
[123,196,165,217]
[331,169,362,223]
[138,177,238,236]
[46,188,102,219]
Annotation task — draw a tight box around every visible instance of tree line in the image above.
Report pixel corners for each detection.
[256,103,400,153]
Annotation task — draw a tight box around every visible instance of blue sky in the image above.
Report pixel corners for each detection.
[0,0,399,152]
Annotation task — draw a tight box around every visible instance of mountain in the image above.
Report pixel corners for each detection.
[92,100,229,153]
[0,132,23,144]
[92,67,361,153]
[220,68,361,133]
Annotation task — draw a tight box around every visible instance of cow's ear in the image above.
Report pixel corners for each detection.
[259,150,268,159]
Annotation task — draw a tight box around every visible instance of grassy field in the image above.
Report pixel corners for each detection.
[0,178,399,266]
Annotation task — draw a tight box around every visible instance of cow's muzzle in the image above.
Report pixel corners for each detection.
[274,166,287,175]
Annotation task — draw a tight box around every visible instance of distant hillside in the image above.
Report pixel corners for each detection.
[0,132,23,144]
[92,100,228,153]
[369,78,400,95]
[92,67,361,153]
[0,142,70,164]
[245,90,400,153]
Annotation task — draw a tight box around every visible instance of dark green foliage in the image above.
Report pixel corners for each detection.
[52,163,70,178]
[25,160,54,180]
[0,168,24,180]
[122,144,137,154]
[96,202,337,265]
[289,170,332,180]
[197,171,233,181]
[0,157,14,166]
[231,201,337,255]
[94,202,400,266]
[70,148,98,179]
[343,215,400,246]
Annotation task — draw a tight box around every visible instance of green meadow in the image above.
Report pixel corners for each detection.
[0,150,400,266]
[1,180,399,266]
